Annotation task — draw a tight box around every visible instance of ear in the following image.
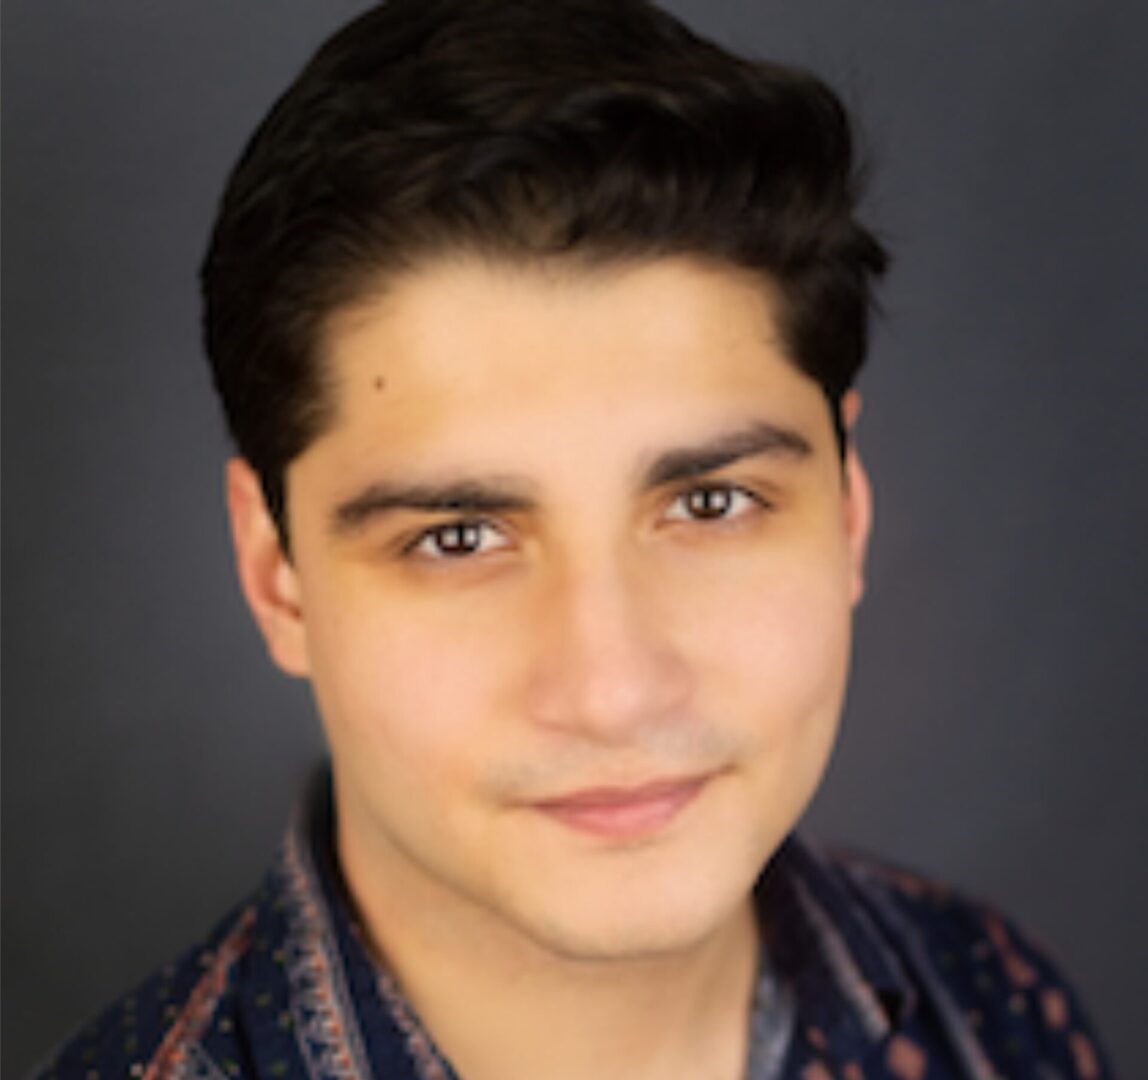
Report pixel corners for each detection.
[224,458,310,676]
[839,391,873,606]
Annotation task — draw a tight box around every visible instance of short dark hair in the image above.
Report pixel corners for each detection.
[201,0,888,535]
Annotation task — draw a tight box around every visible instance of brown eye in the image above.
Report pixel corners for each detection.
[409,519,505,559]
[665,484,761,525]
[685,487,734,519]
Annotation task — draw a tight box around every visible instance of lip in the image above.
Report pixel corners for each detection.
[530,773,713,841]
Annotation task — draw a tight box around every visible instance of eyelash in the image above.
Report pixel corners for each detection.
[400,483,769,561]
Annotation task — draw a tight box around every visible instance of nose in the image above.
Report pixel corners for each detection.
[525,556,694,742]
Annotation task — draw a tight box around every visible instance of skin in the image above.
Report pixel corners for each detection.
[227,255,871,1080]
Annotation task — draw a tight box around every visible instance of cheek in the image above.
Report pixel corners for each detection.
[683,549,853,727]
[302,583,519,778]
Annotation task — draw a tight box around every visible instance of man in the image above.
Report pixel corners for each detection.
[44,1,1111,1077]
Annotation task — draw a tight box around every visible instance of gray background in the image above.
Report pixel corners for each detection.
[3,1,1145,1076]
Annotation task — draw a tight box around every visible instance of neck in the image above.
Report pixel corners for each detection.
[338,826,761,1080]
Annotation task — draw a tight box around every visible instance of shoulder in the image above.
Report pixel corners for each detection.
[825,844,1111,1079]
[37,898,262,1080]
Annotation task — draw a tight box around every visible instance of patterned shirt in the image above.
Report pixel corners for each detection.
[42,778,1112,1079]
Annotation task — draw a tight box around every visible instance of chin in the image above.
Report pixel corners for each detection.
[491,845,761,965]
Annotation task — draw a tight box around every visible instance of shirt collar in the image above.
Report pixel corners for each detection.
[758,834,917,1060]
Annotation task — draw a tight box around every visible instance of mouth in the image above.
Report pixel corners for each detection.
[529,773,715,841]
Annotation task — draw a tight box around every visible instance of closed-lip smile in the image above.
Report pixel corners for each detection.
[530,773,715,840]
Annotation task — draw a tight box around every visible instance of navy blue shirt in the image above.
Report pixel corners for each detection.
[42,779,1112,1079]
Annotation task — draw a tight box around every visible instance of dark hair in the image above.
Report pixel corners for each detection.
[201,0,888,534]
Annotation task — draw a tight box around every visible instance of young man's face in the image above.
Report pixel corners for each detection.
[230,256,870,964]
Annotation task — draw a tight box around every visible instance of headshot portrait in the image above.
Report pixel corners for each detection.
[4,1,1144,1077]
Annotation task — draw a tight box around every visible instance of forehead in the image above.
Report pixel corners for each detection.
[325,255,817,408]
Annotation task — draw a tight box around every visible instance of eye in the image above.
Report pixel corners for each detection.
[405,519,508,560]
[665,484,761,523]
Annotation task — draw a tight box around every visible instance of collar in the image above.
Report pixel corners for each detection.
[759,835,917,1063]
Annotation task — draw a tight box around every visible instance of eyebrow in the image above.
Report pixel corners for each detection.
[332,479,534,535]
[330,419,813,536]
[642,419,813,489]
